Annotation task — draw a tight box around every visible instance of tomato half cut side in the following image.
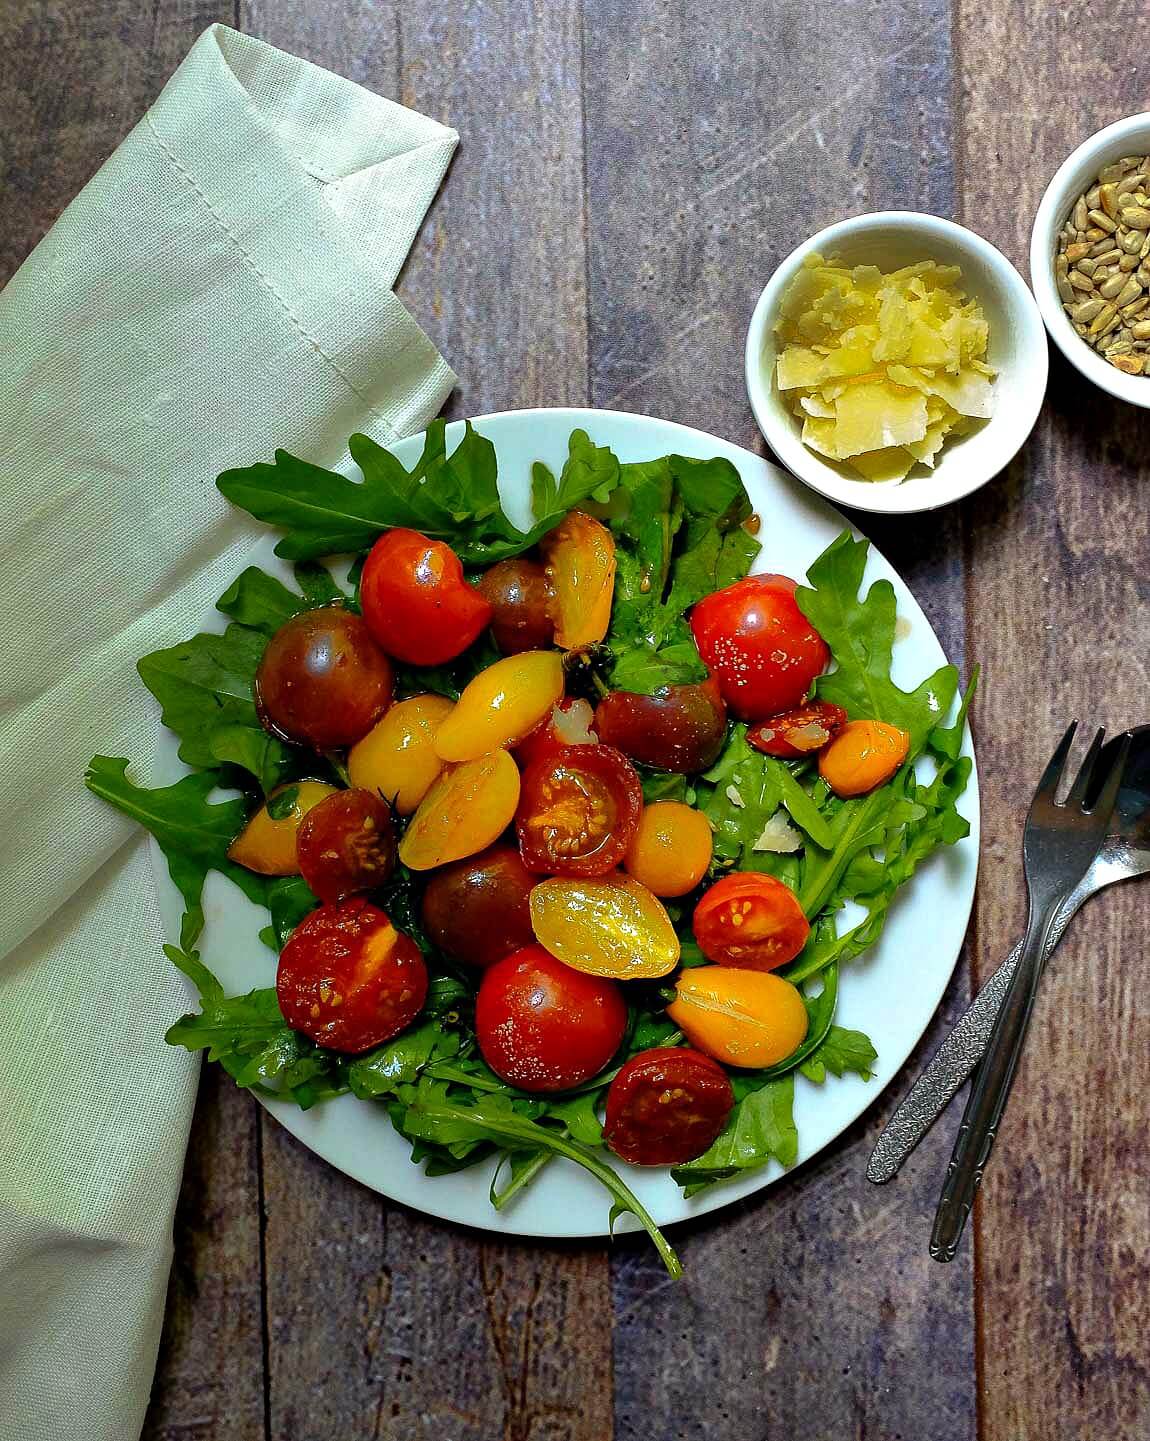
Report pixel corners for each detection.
[747,701,848,758]
[516,744,642,876]
[604,1047,735,1166]
[693,872,810,971]
[277,898,428,1053]
[541,511,616,649]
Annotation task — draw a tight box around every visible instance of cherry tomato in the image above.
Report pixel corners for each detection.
[475,944,627,1092]
[420,844,536,967]
[747,700,848,758]
[819,719,910,797]
[227,780,338,876]
[516,745,642,876]
[277,898,427,1053]
[475,558,555,653]
[255,605,393,749]
[347,693,454,815]
[296,788,397,902]
[514,697,598,770]
[360,528,492,666]
[594,677,727,773]
[604,1048,734,1165]
[667,967,809,1068]
[694,873,810,971]
[529,874,680,979]
[399,750,521,872]
[434,651,565,763]
[540,511,616,649]
[690,574,829,721]
[623,801,714,897]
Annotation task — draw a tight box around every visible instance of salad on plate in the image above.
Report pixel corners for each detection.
[87,420,974,1278]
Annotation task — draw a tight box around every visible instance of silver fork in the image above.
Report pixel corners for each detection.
[929,723,1131,1262]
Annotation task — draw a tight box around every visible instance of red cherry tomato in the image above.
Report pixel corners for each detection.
[419,844,536,967]
[475,558,555,654]
[693,872,810,971]
[514,697,598,770]
[747,700,848,758]
[475,944,627,1092]
[594,677,727,773]
[296,788,397,902]
[516,744,642,876]
[690,574,829,721]
[255,605,393,750]
[277,898,427,1053]
[360,528,492,666]
[604,1047,735,1165]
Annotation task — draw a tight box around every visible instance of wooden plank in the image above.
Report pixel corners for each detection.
[246,5,611,1437]
[583,2,981,1437]
[141,1068,266,1441]
[956,8,1150,1436]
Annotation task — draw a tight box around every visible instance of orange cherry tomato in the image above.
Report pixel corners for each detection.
[746,700,848,758]
[693,872,809,971]
[540,511,616,649]
[623,801,714,897]
[347,694,454,815]
[818,719,910,797]
[277,898,428,1053]
[227,780,338,875]
[434,651,565,763]
[529,873,680,979]
[667,967,809,1068]
[398,750,521,871]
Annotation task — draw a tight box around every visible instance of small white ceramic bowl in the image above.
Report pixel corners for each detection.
[745,211,1048,515]
[1031,113,1150,408]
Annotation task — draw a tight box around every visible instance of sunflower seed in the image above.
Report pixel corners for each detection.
[1057,275,1075,304]
[1090,241,1122,259]
[1071,298,1105,322]
[1121,295,1150,318]
[1085,226,1107,242]
[1089,209,1118,233]
[1100,183,1120,218]
[1118,174,1143,197]
[1120,206,1150,229]
[1100,162,1127,183]
[1073,196,1090,230]
[1077,257,1099,277]
[1089,302,1118,334]
[1120,252,1140,271]
[1132,320,1150,339]
[1065,241,1092,261]
[1122,228,1144,252]
[1072,270,1098,291]
[1112,353,1144,373]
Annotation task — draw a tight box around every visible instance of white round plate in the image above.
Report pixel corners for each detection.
[152,407,979,1240]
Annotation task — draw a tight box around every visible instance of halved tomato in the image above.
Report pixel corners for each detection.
[693,872,809,971]
[516,744,641,875]
[540,511,616,649]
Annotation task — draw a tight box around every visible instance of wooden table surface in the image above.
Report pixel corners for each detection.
[5,3,1149,1438]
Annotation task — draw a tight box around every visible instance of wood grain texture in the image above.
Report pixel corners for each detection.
[583,2,977,1437]
[956,4,1150,1437]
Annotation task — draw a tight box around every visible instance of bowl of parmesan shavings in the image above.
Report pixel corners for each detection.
[746,211,1047,515]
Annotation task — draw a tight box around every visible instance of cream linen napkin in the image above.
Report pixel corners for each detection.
[0,25,457,1440]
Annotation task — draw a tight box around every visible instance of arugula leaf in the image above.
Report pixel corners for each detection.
[217,422,622,565]
[490,1150,552,1209]
[799,1026,878,1083]
[266,874,320,947]
[85,758,264,948]
[697,727,784,867]
[208,724,294,795]
[348,1022,459,1099]
[796,532,958,754]
[671,1075,797,1196]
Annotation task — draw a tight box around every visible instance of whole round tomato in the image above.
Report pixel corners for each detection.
[693,872,810,971]
[360,528,492,666]
[475,945,627,1092]
[593,677,727,773]
[296,788,397,902]
[475,558,555,653]
[690,574,829,721]
[277,898,427,1053]
[255,605,393,750]
[420,844,536,967]
[604,1047,734,1165]
[516,744,642,876]
[623,800,713,897]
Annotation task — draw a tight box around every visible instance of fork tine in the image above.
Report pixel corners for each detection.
[1032,722,1078,807]
[1065,727,1106,806]
[1087,730,1132,817]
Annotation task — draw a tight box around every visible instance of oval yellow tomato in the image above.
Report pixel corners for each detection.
[540,511,616,649]
[434,651,564,763]
[529,873,679,980]
[819,718,910,797]
[348,694,454,815]
[399,750,521,871]
[667,967,808,1068]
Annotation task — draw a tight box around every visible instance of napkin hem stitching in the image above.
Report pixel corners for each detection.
[143,112,400,444]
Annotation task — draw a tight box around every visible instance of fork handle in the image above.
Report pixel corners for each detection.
[929,893,1065,1261]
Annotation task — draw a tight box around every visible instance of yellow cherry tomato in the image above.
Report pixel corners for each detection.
[348,693,454,815]
[818,718,910,797]
[226,780,338,876]
[623,801,714,897]
[434,651,565,763]
[399,750,521,871]
[540,511,616,649]
[529,873,680,980]
[667,967,808,1068]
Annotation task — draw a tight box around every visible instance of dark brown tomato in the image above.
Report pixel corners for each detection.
[420,844,536,967]
[276,898,427,1053]
[296,788,397,902]
[594,677,728,773]
[475,558,555,654]
[604,1047,735,1165]
[255,605,393,750]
